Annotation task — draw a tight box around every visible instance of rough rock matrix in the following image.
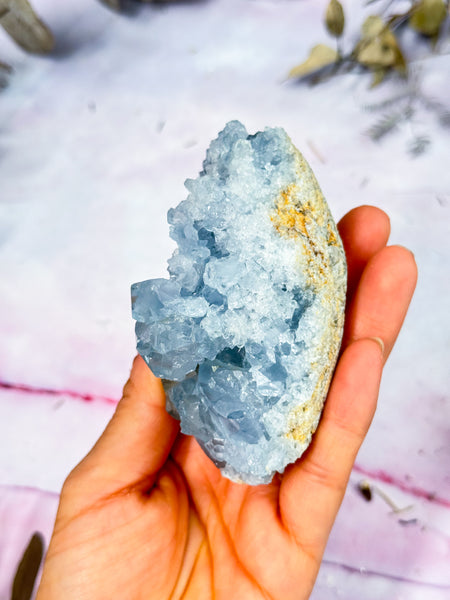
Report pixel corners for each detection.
[132,121,347,484]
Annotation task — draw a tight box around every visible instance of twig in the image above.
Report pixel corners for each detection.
[306,139,326,163]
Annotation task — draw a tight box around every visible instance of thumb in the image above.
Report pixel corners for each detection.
[67,356,179,497]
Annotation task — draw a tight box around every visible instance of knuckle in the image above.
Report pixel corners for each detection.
[301,455,346,494]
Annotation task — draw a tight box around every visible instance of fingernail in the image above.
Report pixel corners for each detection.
[368,336,385,357]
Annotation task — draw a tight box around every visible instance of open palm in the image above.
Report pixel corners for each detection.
[37,206,417,600]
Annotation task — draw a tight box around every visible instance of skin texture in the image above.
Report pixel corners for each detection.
[36,206,417,600]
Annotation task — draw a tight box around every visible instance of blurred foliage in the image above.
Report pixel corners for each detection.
[0,0,171,57]
[100,0,173,8]
[289,0,450,88]
[99,0,122,9]
[326,0,345,37]
[289,0,450,155]
[0,0,53,54]
[1,0,448,156]
[289,1,450,155]
[362,68,450,154]
[0,0,175,90]
[0,57,11,89]
[289,44,339,79]
[409,0,447,36]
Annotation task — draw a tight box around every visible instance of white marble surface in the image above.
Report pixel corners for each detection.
[1,0,449,598]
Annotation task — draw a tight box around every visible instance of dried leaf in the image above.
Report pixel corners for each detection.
[325,0,345,38]
[409,0,447,36]
[0,0,53,54]
[356,18,407,75]
[11,532,45,600]
[289,44,338,79]
[370,68,387,87]
[356,37,391,67]
[361,15,385,37]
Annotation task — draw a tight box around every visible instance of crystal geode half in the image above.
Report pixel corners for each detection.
[132,121,346,484]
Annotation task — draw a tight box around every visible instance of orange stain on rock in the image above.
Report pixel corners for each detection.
[269,167,345,445]
[270,184,310,238]
[270,184,329,291]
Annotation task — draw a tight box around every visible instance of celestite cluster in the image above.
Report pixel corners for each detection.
[132,121,346,484]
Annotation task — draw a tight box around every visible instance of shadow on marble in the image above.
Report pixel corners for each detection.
[102,0,213,18]
[49,0,211,58]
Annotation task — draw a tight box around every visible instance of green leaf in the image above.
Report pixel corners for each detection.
[289,44,338,79]
[0,0,53,53]
[325,0,345,38]
[409,0,447,36]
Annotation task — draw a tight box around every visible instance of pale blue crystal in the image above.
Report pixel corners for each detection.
[132,121,347,484]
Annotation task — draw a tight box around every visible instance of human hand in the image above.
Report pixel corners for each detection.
[36,206,417,600]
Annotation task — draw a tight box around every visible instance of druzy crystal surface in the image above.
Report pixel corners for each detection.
[132,121,347,484]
